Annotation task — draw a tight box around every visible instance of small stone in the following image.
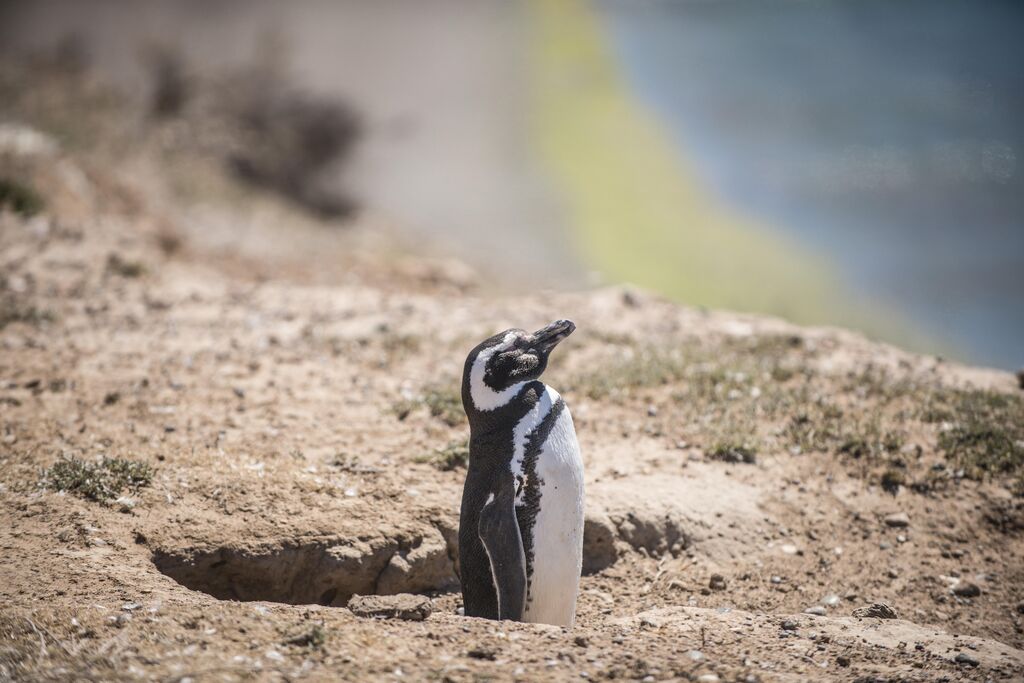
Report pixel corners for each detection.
[1017,601,1024,615]
[696,675,720,683]
[887,568,899,579]
[574,635,588,648]
[781,620,798,631]
[687,650,705,662]
[264,650,284,662]
[884,512,910,528]
[804,606,826,616]
[879,541,892,550]
[823,594,841,607]
[781,544,799,555]
[709,574,727,591]
[347,594,433,621]
[770,576,784,585]
[836,655,850,667]
[952,582,981,598]
[852,603,898,619]
[647,405,658,417]
[467,647,497,660]
[954,652,979,667]
[109,613,131,628]
[896,534,907,543]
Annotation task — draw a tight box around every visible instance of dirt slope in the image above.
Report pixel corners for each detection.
[2,98,1024,681]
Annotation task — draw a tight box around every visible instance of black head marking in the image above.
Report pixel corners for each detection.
[462,320,575,417]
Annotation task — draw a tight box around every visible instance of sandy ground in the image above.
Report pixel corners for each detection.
[2,70,1024,682]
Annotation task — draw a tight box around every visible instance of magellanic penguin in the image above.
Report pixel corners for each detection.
[458,319,584,627]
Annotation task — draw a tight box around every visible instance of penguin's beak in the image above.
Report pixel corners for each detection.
[531,319,575,353]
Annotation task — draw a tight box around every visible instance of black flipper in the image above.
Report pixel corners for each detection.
[478,473,527,621]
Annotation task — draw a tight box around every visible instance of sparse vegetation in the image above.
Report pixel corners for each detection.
[42,456,154,502]
[707,442,757,464]
[416,438,469,471]
[570,334,1024,493]
[0,297,54,330]
[106,253,146,278]
[927,389,1024,479]
[573,347,688,400]
[392,383,463,427]
[784,401,845,454]
[0,177,44,217]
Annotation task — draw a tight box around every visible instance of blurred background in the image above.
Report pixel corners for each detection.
[1,0,1021,369]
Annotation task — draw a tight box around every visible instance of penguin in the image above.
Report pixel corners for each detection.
[458,319,584,627]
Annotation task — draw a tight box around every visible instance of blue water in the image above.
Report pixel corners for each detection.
[597,0,1024,369]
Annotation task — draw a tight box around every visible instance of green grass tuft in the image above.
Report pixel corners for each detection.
[392,383,464,427]
[416,439,469,471]
[0,177,44,217]
[707,442,757,464]
[42,456,154,502]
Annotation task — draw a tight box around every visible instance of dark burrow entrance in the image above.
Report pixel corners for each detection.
[150,513,679,606]
[151,530,461,607]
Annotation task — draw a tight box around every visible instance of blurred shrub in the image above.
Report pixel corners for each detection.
[227,79,361,219]
[0,177,44,216]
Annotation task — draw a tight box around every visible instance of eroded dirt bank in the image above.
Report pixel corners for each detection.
[2,69,1024,682]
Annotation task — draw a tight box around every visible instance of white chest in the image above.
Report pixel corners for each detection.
[510,386,585,627]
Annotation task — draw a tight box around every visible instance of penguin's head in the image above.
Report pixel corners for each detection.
[464,320,575,411]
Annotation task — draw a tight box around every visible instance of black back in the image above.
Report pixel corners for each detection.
[458,378,542,619]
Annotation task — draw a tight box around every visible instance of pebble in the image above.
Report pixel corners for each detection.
[781,544,799,555]
[954,652,980,667]
[879,542,892,550]
[896,534,907,543]
[887,568,899,579]
[696,675,720,683]
[804,606,826,616]
[781,620,798,631]
[770,576,784,584]
[952,582,982,598]
[884,512,910,528]
[108,613,131,628]
[687,650,705,662]
[823,594,841,607]
[709,574,727,591]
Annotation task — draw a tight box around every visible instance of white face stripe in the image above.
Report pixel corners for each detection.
[469,332,528,411]
[509,386,559,502]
